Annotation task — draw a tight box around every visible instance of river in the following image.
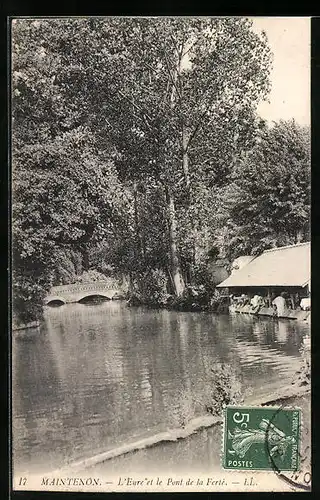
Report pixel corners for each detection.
[12,301,309,475]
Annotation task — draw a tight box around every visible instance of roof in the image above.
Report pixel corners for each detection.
[217,242,310,288]
[230,255,256,275]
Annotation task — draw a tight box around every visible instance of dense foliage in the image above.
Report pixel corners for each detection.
[11,18,310,322]
[214,119,311,258]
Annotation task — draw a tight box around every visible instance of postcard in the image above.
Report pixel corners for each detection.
[11,16,311,493]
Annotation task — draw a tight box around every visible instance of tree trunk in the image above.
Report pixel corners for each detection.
[128,272,135,294]
[166,266,175,295]
[133,181,145,260]
[164,50,186,297]
[182,125,191,192]
[165,186,185,297]
[296,228,303,244]
[82,245,90,271]
[182,124,196,285]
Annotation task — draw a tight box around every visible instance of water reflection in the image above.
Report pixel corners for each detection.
[12,303,307,474]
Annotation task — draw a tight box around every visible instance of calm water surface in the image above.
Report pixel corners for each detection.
[12,302,309,474]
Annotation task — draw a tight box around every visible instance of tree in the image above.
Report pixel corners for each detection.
[58,17,271,295]
[216,119,311,260]
[11,17,273,318]
[11,126,132,320]
[12,19,132,320]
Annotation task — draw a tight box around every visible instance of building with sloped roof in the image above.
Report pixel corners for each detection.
[217,242,310,290]
[216,242,310,318]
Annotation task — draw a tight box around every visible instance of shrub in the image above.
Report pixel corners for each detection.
[131,268,168,305]
[294,338,311,387]
[75,269,122,289]
[12,277,46,324]
[206,363,244,415]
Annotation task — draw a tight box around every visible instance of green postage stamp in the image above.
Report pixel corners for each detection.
[223,406,301,471]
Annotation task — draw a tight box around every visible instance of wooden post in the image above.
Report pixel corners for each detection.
[267,288,271,308]
[290,293,295,310]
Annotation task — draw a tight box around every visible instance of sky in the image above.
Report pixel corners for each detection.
[251,17,310,126]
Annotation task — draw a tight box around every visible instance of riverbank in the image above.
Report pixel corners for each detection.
[21,386,309,493]
[127,293,311,321]
[87,391,311,490]
[55,382,310,477]
[127,291,229,314]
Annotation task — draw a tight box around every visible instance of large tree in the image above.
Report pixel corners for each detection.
[11,17,272,319]
[12,19,132,320]
[54,17,271,295]
[215,119,311,259]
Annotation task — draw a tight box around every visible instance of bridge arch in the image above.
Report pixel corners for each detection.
[45,296,66,306]
[77,293,112,304]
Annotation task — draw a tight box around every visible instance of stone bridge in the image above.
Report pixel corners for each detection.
[44,282,125,305]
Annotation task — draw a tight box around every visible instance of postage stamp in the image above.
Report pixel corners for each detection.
[223,406,301,471]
